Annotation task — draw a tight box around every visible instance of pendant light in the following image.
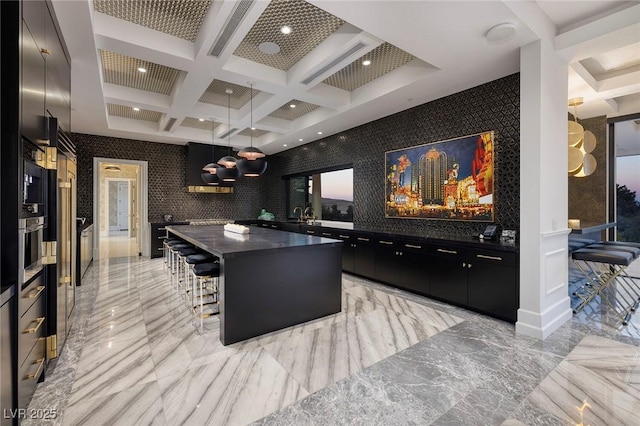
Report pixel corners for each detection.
[237,82,267,177]
[216,88,240,182]
[202,118,221,185]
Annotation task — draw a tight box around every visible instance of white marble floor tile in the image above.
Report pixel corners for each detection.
[525,335,640,426]
[63,381,165,426]
[158,347,308,426]
[69,336,157,405]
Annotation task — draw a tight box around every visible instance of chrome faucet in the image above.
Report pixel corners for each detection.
[303,206,316,224]
[293,206,303,222]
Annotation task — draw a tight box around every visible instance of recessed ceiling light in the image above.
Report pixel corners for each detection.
[317,131,323,135]
[280,25,292,35]
[289,104,296,108]
[299,138,303,142]
[362,59,371,66]
[258,41,280,55]
[133,107,140,111]
[251,127,256,130]
[137,67,147,73]
[198,118,205,122]
[283,144,287,147]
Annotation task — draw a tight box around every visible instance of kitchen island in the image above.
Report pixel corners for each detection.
[166,224,343,345]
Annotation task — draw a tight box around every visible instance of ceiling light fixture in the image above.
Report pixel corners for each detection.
[362,59,371,66]
[199,118,205,122]
[283,144,287,147]
[485,22,517,45]
[567,97,597,178]
[280,25,292,34]
[216,88,240,182]
[202,117,221,185]
[317,131,322,135]
[289,104,296,108]
[137,67,147,73]
[133,107,140,111]
[237,82,267,177]
[299,138,303,142]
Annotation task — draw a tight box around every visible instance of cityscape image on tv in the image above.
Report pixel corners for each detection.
[385,131,494,221]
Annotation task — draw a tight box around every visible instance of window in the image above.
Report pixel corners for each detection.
[286,167,353,222]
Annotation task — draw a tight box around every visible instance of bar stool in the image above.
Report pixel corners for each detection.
[183,253,217,307]
[163,238,182,271]
[572,248,637,325]
[191,262,220,334]
[168,242,192,282]
[164,239,185,272]
[174,246,200,291]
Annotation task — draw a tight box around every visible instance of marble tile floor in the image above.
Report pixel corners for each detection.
[98,235,139,259]
[25,256,640,426]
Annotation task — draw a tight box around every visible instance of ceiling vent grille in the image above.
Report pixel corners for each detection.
[163,117,177,131]
[301,42,366,85]
[209,0,254,57]
[219,128,238,139]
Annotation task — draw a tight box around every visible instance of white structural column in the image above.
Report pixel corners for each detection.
[517,39,573,339]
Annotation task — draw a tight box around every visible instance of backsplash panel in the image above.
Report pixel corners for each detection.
[73,133,267,223]
[263,73,520,237]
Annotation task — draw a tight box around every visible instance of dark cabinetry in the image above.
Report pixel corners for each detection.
[21,20,46,145]
[428,245,469,306]
[467,249,518,322]
[241,220,519,323]
[18,274,45,409]
[150,222,188,258]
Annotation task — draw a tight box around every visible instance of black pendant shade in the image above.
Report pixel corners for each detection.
[201,171,220,185]
[217,155,237,168]
[216,165,239,182]
[237,157,267,177]
[237,146,265,160]
[202,162,221,174]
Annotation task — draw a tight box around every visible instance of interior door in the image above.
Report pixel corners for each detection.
[116,181,128,232]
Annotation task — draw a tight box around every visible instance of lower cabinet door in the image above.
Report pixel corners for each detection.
[398,249,430,296]
[375,242,399,285]
[429,250,468,306]
[353,237,376,277]
[18,337,45,409]
[467,255,518,322]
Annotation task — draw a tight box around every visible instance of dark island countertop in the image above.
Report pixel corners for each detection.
[166,224,342,258]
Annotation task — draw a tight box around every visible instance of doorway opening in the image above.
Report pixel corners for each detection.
[93,158,148,260]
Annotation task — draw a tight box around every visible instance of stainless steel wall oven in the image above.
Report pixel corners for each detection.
[18,216,45,286]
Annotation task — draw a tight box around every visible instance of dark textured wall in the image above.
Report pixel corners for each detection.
[264,73,520,237]
[568,115,607,225]
[73,133,267,222]
[73,73,520,236]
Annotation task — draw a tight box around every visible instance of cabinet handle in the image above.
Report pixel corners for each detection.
[157,248,164,251]
[463,263,466,267]
[468,263,472,268]
[25,286,45,299]
[158,227,166,231]
[306,230,316,234]
[379,240,393,245]
[476,254,502,261]
[25,357,45,380]
[322,233,331,236]
[357,237,370,242]
[399,251,403,256]
[158,236,168,239]
[40,48,51,55]
[437,248,457,255]
[405,244,421,249]
[339,234,350,238]
[24,317,45,334]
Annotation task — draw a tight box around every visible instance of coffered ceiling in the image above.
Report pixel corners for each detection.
[50,0,640,154]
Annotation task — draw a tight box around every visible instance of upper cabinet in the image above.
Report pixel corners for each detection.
[21,0,71,144]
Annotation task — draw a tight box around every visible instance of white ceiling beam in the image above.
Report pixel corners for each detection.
[93,12,195,70]
[555,3,640,62]
[501,0,557,41]
[103,83,171,112]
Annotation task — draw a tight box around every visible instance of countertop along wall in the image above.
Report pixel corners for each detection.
[263,73,521,238]
[73,133,267,223]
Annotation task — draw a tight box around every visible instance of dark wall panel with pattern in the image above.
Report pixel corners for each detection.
[73,133,267,223]
[263,73,520,237]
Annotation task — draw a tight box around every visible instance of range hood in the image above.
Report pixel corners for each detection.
[186,142,233,193]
